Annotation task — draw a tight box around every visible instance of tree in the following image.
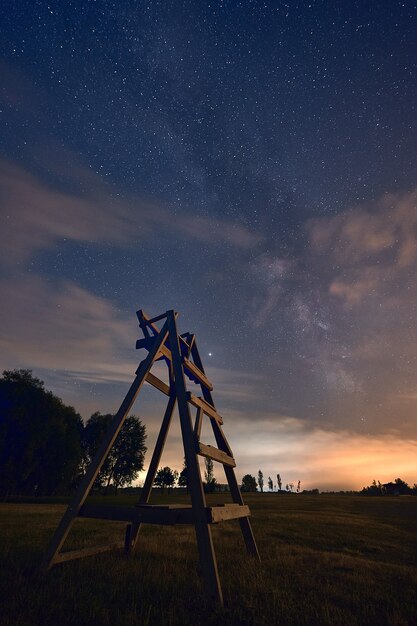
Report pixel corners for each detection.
[258,470,264,493]
[178,457,189,494]
[297,480,301,493]
[268,476,273,492]
[277,474,282,491]
[154,466,178,494]
[361,478,413,496]
[82,412,146,493]
[0,369,83,497]
[204,457,217,493]
[361,480,383,496]
[394,478,412,494]
[241,474,257,492]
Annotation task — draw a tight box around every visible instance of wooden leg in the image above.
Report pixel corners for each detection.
[128,394,177,553]
[167,311,223,605]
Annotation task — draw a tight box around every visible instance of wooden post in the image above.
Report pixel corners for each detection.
[166,310,223,605]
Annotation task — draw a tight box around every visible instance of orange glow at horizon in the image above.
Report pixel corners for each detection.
[135,419,417,491]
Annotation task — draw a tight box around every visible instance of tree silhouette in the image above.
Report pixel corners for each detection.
[268,476,273,492]
[241,474,257,492]
[277,474,282,491]
[178,457,189,494]
[82,412,146,493]
[155,466,178,494]
[204,457,216,493]
[0,369,83,497]
[258,470,264,493]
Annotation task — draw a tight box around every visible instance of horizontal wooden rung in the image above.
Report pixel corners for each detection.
[187,393,223,424]
[198,443,236,467]
[79,503,195,525]
[208,504,250,524]
[77,503,249,526]
[183,357,213,389]
[145,371,171,396]
[53,542,124,564]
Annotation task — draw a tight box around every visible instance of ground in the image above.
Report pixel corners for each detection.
[1,493,416,625]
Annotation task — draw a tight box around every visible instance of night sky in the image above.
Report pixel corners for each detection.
[1,1,417,489]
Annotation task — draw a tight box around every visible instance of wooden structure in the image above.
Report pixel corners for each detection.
[42,309,260,604]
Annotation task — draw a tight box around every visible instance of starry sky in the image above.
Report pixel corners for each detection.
[1,1,417,490]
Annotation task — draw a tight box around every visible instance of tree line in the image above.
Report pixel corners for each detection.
[240,470,303,493]
[361,478,417,496]
[0,370,146,497]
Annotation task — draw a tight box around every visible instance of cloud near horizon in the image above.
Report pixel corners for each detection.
[230,417,417,490]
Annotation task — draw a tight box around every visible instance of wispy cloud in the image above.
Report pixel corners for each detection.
[308,187,417,306]
[0,157,260,266]
[0,275,137,381]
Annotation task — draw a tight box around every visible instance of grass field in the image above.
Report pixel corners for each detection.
[1,493,416,626]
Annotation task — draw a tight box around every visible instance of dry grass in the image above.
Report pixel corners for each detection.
[1,494,417,625]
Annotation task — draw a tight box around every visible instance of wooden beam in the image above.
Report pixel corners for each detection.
[145,371,170,396]
[208,505,250,524]
[187,393,223,425]
[194,406,203,440]
[198,443,236,467]
[183,357,213,390]
[78,502,249,525]
[54,542,124,564]
[79,503,195,525]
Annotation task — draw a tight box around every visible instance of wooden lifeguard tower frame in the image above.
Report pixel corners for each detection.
[43,309,259,604]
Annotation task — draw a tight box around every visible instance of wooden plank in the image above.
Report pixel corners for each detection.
[145,371,170,396]
[79,503,195,525]
[78,502,249,526]
[166,310,223,605]
[198,443,236,467]
[54,542,124,564]
[194,406,203,440]
[208,505,250,524]
[143,311,169,325]
[42,319,170,571]
[183,357,213,390]
[187,393,223,425]
[137,309,168,336]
